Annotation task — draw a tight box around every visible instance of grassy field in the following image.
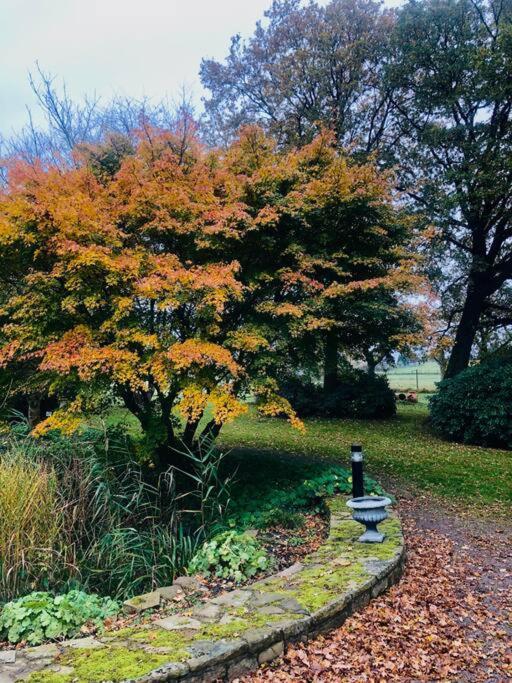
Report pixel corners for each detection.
[377,360,442,391]
[219,404,512,511]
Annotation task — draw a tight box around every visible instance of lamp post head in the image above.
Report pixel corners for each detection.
[351,443,363,462]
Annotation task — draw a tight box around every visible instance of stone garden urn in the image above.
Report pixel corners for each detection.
[346,496,392,543]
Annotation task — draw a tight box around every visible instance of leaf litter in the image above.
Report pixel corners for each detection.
[240,496,512,682]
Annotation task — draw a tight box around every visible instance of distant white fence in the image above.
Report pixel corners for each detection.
[376,362,442,391]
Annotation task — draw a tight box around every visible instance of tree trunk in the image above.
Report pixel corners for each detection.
[364,350,377,378]
[121,387,186,469]
[27,395,42,429]
[182,418,201,450]
[323,329,339,392]
[156,441,187,470]
[445,280,487,379]
[198,419,222,444]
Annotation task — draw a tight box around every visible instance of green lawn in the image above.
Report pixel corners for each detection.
[219,404,512,511]
[103,403,511,512]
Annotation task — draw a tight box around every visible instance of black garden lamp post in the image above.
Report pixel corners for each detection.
[351,443,364,498]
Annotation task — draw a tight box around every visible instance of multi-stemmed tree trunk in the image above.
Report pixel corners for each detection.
[323,330,340,392]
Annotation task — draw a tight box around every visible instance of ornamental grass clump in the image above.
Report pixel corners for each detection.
[0,427,203,603]
[0,447,65,602]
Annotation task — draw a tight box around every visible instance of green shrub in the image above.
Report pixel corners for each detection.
[429,358,512,448]
[280,370,396,419]
[0,590,119,645]
[227,460,384,529]
[188,531,270,582]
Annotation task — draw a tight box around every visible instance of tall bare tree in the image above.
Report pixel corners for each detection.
[4,64,198,168]
[200,0,397,151]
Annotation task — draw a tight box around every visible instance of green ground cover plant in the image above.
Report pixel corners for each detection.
[224,452,384,530]
[0,590,119,645]
[188,530,270,582]
[256,509,306,530]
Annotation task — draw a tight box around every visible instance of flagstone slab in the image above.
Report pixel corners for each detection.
[9,496,405,683]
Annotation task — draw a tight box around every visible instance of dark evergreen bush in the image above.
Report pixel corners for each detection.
[429,357,512,448]
[281,370,396,419]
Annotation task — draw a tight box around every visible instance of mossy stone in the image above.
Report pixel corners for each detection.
[26,646,171,683]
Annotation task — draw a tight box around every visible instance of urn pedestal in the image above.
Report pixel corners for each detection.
[346,496,392,543]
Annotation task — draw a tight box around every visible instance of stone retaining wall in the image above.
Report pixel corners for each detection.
[3,497,405,683]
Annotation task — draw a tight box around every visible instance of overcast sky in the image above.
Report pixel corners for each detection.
[0,0,399,137]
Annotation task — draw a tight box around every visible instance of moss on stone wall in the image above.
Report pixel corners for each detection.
[26,647,170,683]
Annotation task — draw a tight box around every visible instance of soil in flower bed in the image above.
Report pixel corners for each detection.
[261,511,329,567]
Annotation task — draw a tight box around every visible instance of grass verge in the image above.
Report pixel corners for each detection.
[220,404,511,512]
[101,403,511,512]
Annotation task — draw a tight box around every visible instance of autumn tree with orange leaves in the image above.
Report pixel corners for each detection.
[0,127,421,466]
